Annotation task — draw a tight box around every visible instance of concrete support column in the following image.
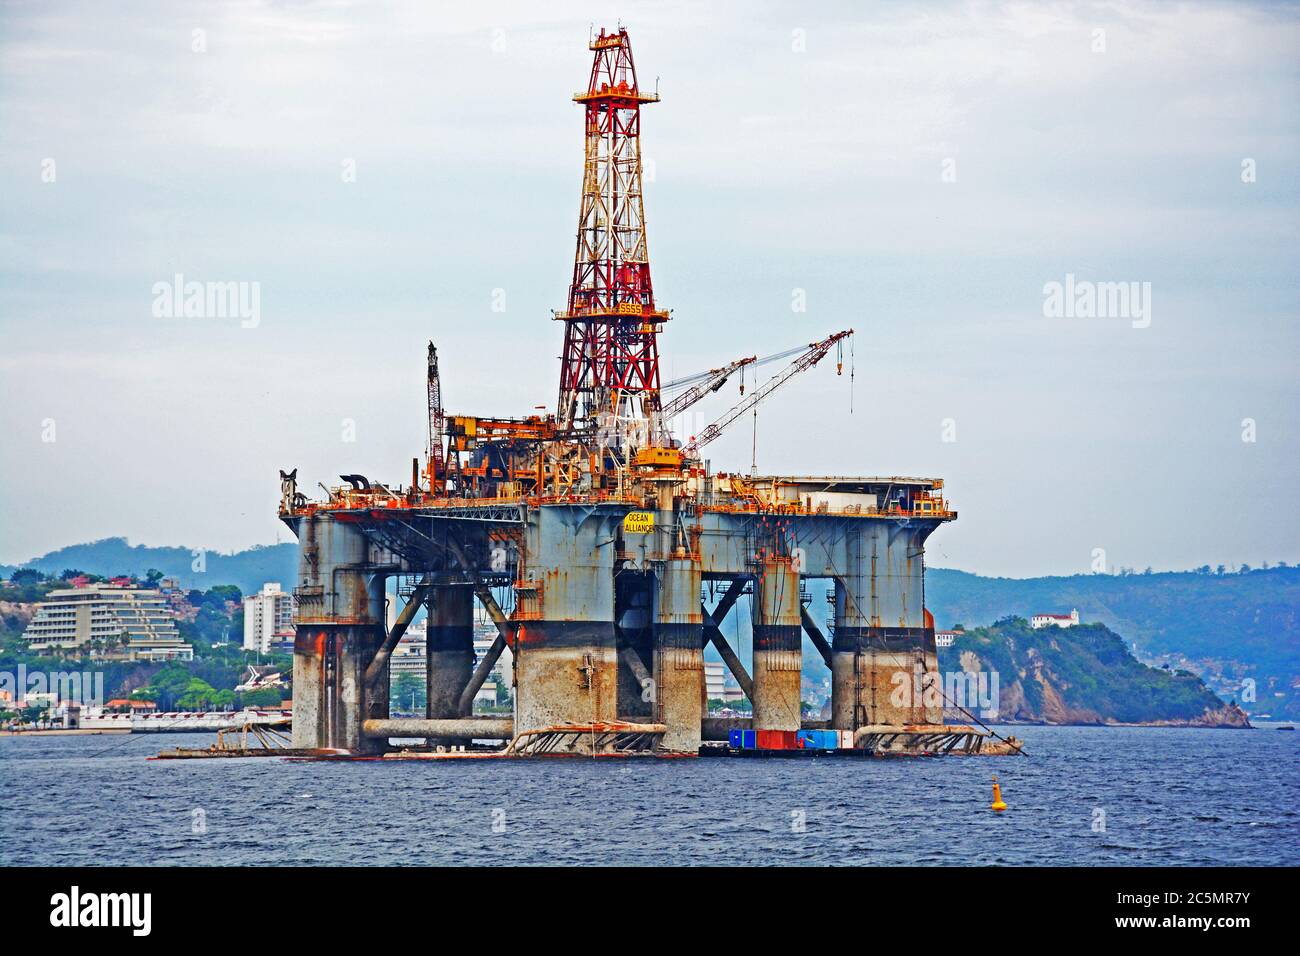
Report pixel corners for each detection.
[426,585,474,716]
[831,524,940,729]
[337,593,388,751]
[751,556,802,732]
[425,584,474,745]
[512,506,618,751]
[290,513,385,752]
[291,627,325,748]
[653,556,703,752]
[831,526,871,731]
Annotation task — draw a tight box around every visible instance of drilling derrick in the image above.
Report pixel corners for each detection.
[556,27,667,435]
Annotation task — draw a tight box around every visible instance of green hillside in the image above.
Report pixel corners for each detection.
[926,566,1299,718]
[939,618,1250,727]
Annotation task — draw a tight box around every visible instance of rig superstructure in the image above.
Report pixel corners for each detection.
[278,28,959,757]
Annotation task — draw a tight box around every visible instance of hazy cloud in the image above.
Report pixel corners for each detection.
[1,0,1296,575]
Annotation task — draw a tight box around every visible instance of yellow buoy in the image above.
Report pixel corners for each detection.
[991,774,1007,812]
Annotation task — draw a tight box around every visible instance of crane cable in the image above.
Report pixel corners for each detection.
[662,343,808,392]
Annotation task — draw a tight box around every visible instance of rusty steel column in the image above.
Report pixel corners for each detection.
[751,555,802,732]
[653,555,703,752]
[512,505,619,751]
[832,523,940,729]
[291,513,386,752]
[342,572,389,752]
[426,584,474,742]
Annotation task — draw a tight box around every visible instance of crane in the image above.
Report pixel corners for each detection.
[683,329,853,457]
[660,331,857,418]
[658,354,756,420]
[426,341,445,490]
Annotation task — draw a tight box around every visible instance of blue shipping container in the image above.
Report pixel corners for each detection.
[741,729,757,749]
[799,730,838,750]
[728,729,744,749]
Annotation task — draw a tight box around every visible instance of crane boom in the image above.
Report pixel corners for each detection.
[659,355,756,420]
[427,341,445,487]
[684,329,853,457]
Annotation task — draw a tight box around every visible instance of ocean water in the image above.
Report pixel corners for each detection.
[2,725,1296,866]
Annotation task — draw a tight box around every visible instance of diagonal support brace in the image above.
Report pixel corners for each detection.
[439,533,519,716]
[700,579,753,701]
[364,576,432,692]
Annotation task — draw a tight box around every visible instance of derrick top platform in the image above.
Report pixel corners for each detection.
[573,87,660,105]
[573,27,659,104]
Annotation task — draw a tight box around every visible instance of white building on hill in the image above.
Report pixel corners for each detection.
[1030,609,1080,630]
[935,630,962,647]
[23,585,191,661]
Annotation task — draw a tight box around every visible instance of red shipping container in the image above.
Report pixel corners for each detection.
[756,729,798,750]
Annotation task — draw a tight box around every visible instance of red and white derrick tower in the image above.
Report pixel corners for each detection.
[555,28,667,434]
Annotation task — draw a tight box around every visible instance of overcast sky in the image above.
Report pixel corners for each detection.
[1,0,1297,577]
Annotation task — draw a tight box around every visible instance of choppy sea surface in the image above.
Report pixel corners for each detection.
[2,725,1296,866]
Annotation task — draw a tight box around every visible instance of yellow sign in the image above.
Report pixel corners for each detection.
[623,511,655,534]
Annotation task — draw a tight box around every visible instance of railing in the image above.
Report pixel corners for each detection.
[287,489,952,521]
[572,88,660,104]
[289,490,652,518]
[694,498,956,520]
[534,492,641,506]
[512,578,544,621]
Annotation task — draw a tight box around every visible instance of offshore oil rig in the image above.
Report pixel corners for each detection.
[277,28,982,758]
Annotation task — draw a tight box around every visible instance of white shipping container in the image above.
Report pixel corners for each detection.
[807,491,879,512]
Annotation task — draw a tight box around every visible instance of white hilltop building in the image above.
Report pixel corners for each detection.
[935,629,963,648]
[1030,609,1080,630]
